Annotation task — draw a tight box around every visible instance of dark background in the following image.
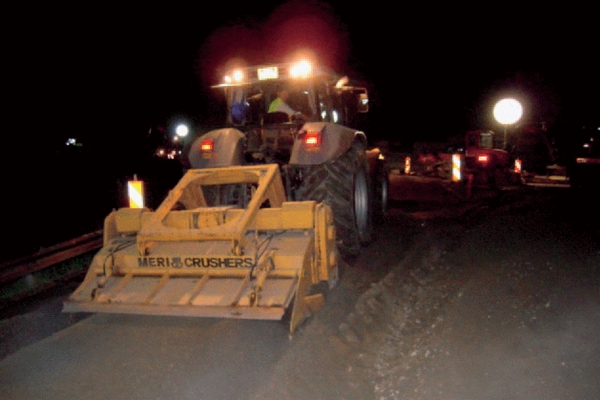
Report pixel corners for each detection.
[12,2,598,146]
[4,1,598,260]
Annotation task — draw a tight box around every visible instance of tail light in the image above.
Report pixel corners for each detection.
[477,154,489,163]
[304,132,322,148]
[201,139,214,152]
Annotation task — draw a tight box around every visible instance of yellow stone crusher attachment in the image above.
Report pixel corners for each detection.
[63,164,339,332]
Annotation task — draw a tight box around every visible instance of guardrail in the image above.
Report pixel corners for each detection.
[0,230,103,286]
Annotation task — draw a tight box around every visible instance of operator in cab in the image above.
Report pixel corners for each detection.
[268,86,308,121]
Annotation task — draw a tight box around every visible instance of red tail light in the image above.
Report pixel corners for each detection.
[477,154,488,163]
[304,132,322,148]
[201,139,213,152]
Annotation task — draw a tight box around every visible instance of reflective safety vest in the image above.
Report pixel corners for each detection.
[268,98,284,113]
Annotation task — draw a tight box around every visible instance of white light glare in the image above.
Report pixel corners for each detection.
[233,70,243,82]
[290,60,312,78]
[493,98,523,125]
[224,70,243,84]
[332,110,339,123]
[175,124,189,137]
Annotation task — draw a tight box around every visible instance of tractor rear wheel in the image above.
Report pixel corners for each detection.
[295,145,372,258]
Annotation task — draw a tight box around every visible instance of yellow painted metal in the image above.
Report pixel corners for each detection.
[281,201,314,229]
[114,208,149,236]
[63,164,339,332]
[315,202,338,289]
[136,165,287,255]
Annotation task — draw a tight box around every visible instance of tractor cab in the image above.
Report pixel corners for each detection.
[213,60,369,130]
[465,130,511,169]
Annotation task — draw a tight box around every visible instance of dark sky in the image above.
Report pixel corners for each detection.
[13,1,598,152]
[3,1,598,258]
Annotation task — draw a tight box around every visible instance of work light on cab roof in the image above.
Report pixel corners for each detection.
[224,69,245,84]
[290,60,312,78]
[219,59,315,86]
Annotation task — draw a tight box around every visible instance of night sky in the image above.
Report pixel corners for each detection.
[3,1,598,259]
[13,1,598,152]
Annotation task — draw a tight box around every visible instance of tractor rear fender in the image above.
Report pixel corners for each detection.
[188,128,246,169]
[290,122,367,165]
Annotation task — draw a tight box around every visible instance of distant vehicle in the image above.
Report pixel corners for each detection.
[463,130,519,188]
[569,126,600,190]
[512,122,570,188]
[403,130,519,189]
[513,123,555,175]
